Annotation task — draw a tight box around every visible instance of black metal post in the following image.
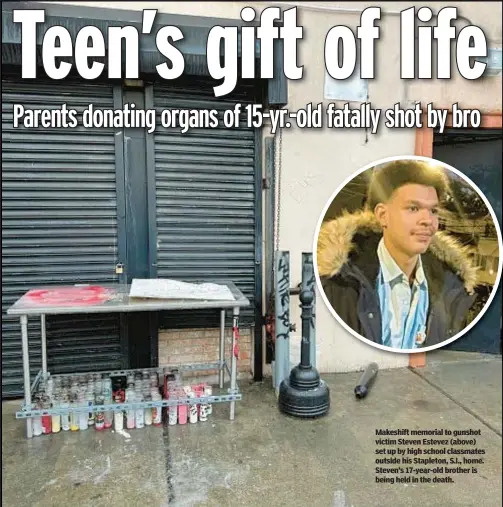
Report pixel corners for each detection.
[300,289,312,368]
[277,255,330,418]
[301,252,316,368]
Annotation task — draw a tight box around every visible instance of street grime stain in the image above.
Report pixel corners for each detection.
[168,453,251,507]
[67,455,112,486]
[412,399,443,412]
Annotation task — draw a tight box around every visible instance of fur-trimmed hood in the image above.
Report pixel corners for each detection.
[317,209,479,294]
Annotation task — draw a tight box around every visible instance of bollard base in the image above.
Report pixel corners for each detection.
[278,368,330,418]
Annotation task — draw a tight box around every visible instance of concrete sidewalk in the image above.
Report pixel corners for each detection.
[2,354,502,507]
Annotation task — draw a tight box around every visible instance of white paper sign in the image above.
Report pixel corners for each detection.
[129,278,235,301]
[324,69,368,102]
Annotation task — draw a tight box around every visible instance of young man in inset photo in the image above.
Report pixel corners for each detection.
[317,160,479,350]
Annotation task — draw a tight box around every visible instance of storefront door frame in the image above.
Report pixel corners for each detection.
[412,110,502,368]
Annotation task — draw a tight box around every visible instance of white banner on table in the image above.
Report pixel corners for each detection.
[129,279,235,301]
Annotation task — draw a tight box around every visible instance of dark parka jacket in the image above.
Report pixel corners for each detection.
[317,210,479,348]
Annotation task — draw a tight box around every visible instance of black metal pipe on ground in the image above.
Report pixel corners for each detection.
[354,363,379,399]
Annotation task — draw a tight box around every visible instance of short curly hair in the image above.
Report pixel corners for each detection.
[367,160,450,210]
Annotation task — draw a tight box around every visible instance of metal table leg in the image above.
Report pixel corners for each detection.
[41,315,47,378]
[219,309,225,389]
[20,315,33,439]
[230,306,240,420]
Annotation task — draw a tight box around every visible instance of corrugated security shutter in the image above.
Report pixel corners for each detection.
[152,79,258,328]
[2,77,122,398]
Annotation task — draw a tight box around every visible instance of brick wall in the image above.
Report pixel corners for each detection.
[158,327,253,382]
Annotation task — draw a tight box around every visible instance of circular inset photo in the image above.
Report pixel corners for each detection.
[314,155,502,353]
